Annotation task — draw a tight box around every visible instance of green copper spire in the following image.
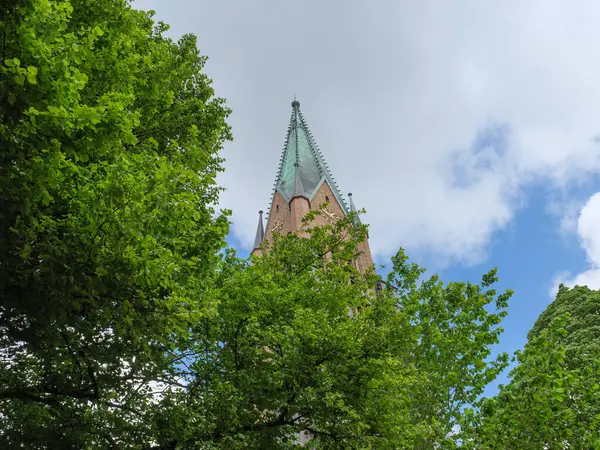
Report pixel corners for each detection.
[347,192,361,226]
[272,99,348,213]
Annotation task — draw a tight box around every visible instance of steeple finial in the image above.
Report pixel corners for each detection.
[292,94,300,109]
[252,210,265,250]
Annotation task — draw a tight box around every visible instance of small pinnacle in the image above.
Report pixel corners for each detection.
[348,192,352,197]
[259,210,263,215]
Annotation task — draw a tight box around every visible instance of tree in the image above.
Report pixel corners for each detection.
[462,286,600,449]
[0,0,231,447]
[137,212,512,449]
[0,1,515,448]
[386,251,511,449]
[529,285,600,369]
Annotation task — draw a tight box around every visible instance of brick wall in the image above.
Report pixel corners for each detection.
[258,181,374,273]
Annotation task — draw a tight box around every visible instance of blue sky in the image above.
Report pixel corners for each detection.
[436,179,600,393]
[137,0,600,396]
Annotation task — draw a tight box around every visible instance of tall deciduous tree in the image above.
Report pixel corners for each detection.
[385,252,511,449]
[0,0,231,447]
[529,285,600,368]
[462,286,600,449]
[0,1,516,448]
[140,211,511,449]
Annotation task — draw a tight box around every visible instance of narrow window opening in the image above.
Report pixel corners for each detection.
[276,204,279,213]
[325,196,329,203]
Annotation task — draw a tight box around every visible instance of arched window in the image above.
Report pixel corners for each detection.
[325,196,329,203]
[276,204,279,213]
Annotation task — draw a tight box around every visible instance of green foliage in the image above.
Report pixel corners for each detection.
[530,285,600,368]
[463,286,600,449]
[386,253,511,449]
[129,213,511,449]
[0,0,231,447]
[0,1,526,448]
[177,217,412,448]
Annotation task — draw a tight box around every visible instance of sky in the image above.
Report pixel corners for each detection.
[136,0,600,392]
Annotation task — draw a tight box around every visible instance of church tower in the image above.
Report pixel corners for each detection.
[252,99,373,274]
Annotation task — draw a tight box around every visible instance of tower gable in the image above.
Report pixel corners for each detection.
[263,180,346,245]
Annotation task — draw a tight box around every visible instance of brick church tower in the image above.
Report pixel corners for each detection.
[251,99,374,274]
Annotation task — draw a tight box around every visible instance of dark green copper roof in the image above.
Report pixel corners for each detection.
[271,99,349,214]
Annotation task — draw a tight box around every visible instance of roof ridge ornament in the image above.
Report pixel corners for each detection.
[292,94,300,109]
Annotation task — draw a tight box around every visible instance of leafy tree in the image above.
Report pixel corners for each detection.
[0,1,515,448]
[462,315,600,449]
[386,252,511,449]
[135,212,511,449]
[462,286,600,449]
[530,285,600,368]
[0,0,231,447]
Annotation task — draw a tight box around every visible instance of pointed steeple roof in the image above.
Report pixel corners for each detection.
[348,192,361,226]
[253,210,265,249]
[271,99,348,213]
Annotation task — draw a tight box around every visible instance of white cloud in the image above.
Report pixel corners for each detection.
[549,271,570,299]
[547,197,583,237]
[578,193,600,266]
[552,192,600,295]
[135,0,600,265]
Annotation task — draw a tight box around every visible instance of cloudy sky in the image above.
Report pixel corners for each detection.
[137,0,600,389]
